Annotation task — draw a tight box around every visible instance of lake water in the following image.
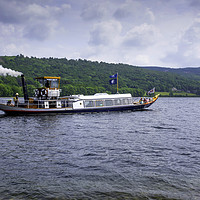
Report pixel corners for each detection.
[0,97,200,200]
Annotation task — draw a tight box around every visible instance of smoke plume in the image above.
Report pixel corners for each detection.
[0,65,22,77]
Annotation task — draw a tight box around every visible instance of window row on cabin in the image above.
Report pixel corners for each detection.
[84,98,132,107]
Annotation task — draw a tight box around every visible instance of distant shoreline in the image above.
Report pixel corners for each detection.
[147,92,200,97]
[0,95,200,98]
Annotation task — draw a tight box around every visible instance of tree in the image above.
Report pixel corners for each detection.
[169,90,174,97]
[62,85,76,96]
[0,84,12,97]
[1,55,200,97]
[27,85,36,97]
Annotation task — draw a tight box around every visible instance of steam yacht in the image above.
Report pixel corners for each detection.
[0,75,159,115]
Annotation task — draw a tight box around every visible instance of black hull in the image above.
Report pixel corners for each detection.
[0,94,159,116]
[1,102,154,116]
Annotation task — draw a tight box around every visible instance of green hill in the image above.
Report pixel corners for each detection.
[0,55,200,97]
[143,66,200,81]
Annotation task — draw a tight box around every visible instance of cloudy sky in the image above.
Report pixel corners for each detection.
[1,0,200,68]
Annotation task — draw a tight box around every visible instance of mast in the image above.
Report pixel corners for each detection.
[117,72,118,94]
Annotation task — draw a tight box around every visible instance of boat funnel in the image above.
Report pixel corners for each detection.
[21,74,29,103]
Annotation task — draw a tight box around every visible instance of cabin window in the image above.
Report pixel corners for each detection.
[122,99,128,105]
[37,78,59,89]
[114,99,122,105]
[50,79,59,88]
[128,98,132,104]
[105,100,113,106]
[85,100,94,107]
[96,100,104,107]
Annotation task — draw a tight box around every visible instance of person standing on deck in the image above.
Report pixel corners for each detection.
[14,93,19,106]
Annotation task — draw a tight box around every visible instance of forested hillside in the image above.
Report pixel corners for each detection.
[143,66,200,81]
[0,55,200,97]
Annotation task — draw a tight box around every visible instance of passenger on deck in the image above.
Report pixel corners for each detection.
[7,100,12,105]
[14,93,19,106]
[45,81,50,88]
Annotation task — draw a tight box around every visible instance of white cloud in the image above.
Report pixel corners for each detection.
[125,54,150,66]
[122,23,161,48]
[89,20,122,46]
[146,8,155,22]
[0,0,24,24]
[23,23,52,41]
[81,3,107,21]
[113,0,155,24]
[0,24,16,37]
[162,15,200,66]
[1,0,200,67]
[0,0,70,41]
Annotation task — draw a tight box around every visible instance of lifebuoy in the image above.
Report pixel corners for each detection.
[41,89,47,96]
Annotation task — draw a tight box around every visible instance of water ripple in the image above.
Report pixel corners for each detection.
[0,98,200,199]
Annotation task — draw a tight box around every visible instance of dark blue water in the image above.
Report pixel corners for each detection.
[0,98,200,200]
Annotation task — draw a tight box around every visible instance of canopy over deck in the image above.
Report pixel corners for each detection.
[35,77,61,89]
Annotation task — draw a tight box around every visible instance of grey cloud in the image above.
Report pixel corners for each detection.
[113,7,131,19]
[0,0,70,41]
[1,0,200,68]
[88,20,122,46]
[80,3,107,21]
[0,0,26,24]
[122,24,160,48]
[183,19,200,43]
[89,30,104,46]
[123,37,144,47]
[113,1,155,25]
[23,23,50,41]
[162,19,200,67]
[89,29,110,46]
[190,0,200,8]
[162,51,200,67]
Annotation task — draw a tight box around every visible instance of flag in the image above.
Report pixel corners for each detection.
[109,79,117,85]
[147,87,155,95]
[109,73,118,78]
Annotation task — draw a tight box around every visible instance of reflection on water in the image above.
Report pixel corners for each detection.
[0,98,200,199]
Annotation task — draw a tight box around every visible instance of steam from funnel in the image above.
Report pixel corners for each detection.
[0,65,22,77]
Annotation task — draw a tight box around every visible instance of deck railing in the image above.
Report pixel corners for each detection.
[0,98,73,109]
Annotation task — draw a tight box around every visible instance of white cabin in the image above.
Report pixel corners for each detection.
[71,93,133,109]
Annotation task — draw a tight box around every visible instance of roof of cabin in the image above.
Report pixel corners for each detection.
[35,77,60,80]
[77,93,132,100]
